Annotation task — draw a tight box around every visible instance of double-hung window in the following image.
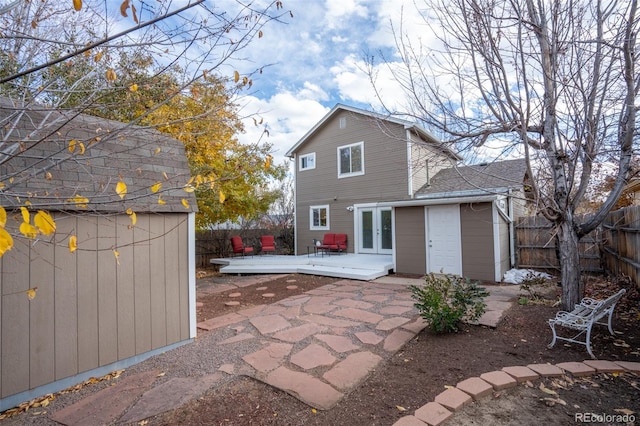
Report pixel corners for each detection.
[337,141,364,178]
[299,153,315,171]
[310,205,329,230]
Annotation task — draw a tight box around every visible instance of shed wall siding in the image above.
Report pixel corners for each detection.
[395,207,427,275]
[499,215,511,277]
[460,203,496,281]
[0,212,191,401]
[295,111,410,252]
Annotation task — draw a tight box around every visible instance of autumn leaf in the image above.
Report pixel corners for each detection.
[258,30,263,38]
[20,206,30,224]
[25,287,37,300]
[73,0,82,11]
[69,235,77,253]
[183,185,195,193]
[129,83,138,92]
[68,195,89,208]
[219,190,226,203]
[105,68,117,81]
[265,154,272,169]
[34,211,56,235]
[113,249,120,264]
[94,51,103,62]
[20,222,38,239]
[0,228,14,256]
[78,142,86,154]
[181,199,189,209]
[129,212,137,225]
[233,70,240,83]
[45,171,53,180]
[68,139,77,153]
[154,147,161,155]
[157,196,166,205]
[151,182,162,193]
[0,206,6,227]
[120,0,129,17]
[396,406,407,412]
[116,181,127,199]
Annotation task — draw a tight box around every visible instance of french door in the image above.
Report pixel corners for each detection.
[359,207,392,254]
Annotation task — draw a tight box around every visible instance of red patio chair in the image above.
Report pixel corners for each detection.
[260,235,276,255]
[230,236,253,257]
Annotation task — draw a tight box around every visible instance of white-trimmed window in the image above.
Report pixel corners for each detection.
[337,141,364,178]
[310,205,329,230]
[299,152,316,171]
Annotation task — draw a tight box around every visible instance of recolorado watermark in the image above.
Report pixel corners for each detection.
[575,412,636,423]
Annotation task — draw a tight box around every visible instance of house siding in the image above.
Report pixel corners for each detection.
[460,203,496,281]
[295,110,412,253]
[0,212,191,405]
[409,139,453,196]
[395,207,427,275]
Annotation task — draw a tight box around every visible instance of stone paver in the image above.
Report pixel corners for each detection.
[501,366,539,382]
[219,332,255,345]
[376,316,411,331]
[393,415,428,425]
[414,402,453,426]
[279,296,310,306]
[456,377,493,400]
[402,318,428,333]
[556,361,596,377]
[262,293,275,298]
[300,314,359,328]
[383,329,416,352]
[271,323,325,343]
[480,370,517,390]
[316,334,360,352]
[228,292,242,298]
[355,331,384,345]
[333,307,384,324]
[527,363,564,377]
[615,360,640,374]
[224,301,240,306]
[323,351,382,390]
[333,299,375,310]
[583,359,625,373]
[362,294,390,303]
[291,343,337,370]
[379,305,413,315]
[434,387,472,411]
[249,314,292,335]
[237,305,266,317]
[265,366,344,410]
[197,312,244,331]
[242,343,293,373]
[287,285,298,290]
[303,304,337,314]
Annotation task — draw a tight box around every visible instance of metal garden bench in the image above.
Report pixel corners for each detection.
[548,289,626,358]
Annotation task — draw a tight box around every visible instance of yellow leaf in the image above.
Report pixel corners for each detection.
[73,0,82,11]
[20,222,38,239]
[94,51,103,62]
[116,181,127,199]
[0,182,4,189]
[129,212,137,225]
[34,211,56,235]
[156,372,166,377]
[25,287,37,300]
[0,227,14,256]
[233,70,240,83]
[105,68,117,81]
[265,154,272,169]
[45,171,52,180]
[150,182,162,193]
[183,185,195,193]
[396,406,407,412]
[78,142,85,154]
[69,235,77,253]
[68,139,76,153]
[68,195,89,208]
[162,171,168,181]
[311,408,317,414]
[126,208,133,215]
[154,147,161,155]
[24,200,31,206]
[129,83,138,92]
[0,206,6,227]
[113,249,120,264]
[181,199,189,209]
[157,196,166,205]
[219,191,225,204]
[20,206,30,223]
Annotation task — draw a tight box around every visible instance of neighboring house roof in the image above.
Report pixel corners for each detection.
[416,159,527,198]
[0,97,197,213]
[285,103,461,160]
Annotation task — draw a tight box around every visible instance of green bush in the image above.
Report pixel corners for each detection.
[410,273,489,333]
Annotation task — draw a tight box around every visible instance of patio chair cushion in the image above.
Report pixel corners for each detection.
[230,236,253,256]
[260,235,276,254]
[319,233,347,251]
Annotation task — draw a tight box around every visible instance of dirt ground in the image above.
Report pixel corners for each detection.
[142,272,640,426]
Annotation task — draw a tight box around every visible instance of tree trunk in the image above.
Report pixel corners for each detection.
[557,220,582,311]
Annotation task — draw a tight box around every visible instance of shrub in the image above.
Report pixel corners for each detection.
[519,271,552,300]
[410,273,489,333]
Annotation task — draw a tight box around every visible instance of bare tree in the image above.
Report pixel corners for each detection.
[370,0,638,310]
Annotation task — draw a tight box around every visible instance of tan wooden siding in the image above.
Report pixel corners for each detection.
[460,204,496,281]
[499,214,511,276]
[0,212,191,400]
[395,207,427,275]
[409,142,454,196]
[294,111,411,253]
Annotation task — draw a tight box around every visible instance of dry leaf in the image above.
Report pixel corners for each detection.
[34,211,56,235]
[396,406,406,412]
[26,287,37,300]
[539,382,558,396]
[151,182,162,193]
[157,372,166,377]
[69,235,77,253]
[0,228,14,256]
[614,408,635,415]
[116,181,127,199]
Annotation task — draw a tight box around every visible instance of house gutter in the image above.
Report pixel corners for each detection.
[414,187,514,200]
[376,194,498,208]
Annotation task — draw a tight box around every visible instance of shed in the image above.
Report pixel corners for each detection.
[0,98,198,410]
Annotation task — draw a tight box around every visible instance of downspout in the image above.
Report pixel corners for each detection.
[406,129,413,197]
[508,189,516,268]
[291,155,298,255]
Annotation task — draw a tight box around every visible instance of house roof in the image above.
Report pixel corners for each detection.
[285,103,461,160]
[416,159,528,197]
[0,97,197,213]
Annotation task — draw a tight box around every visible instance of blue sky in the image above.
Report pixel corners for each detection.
[224,0,426,167]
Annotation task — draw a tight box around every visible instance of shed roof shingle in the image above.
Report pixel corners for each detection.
[0,98,197,213]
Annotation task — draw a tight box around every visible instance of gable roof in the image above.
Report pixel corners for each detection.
[0,97,197,213]
[416,159,527,197]
[286,103,460,160]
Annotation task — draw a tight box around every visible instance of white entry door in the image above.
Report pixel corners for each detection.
[359,207,393,254]
[425,205,462,275]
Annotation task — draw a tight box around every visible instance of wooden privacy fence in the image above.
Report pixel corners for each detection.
[515,216,602,273]
[601,206,640,284]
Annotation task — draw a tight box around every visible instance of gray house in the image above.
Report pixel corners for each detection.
[0,98,198,410]
[286,104,528,282]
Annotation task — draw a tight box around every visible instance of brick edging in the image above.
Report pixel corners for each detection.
[393,360,640,426]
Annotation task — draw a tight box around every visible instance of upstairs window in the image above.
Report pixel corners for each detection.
[310,205,329,230]
[299,153,316,171]
[337,141,364,178]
